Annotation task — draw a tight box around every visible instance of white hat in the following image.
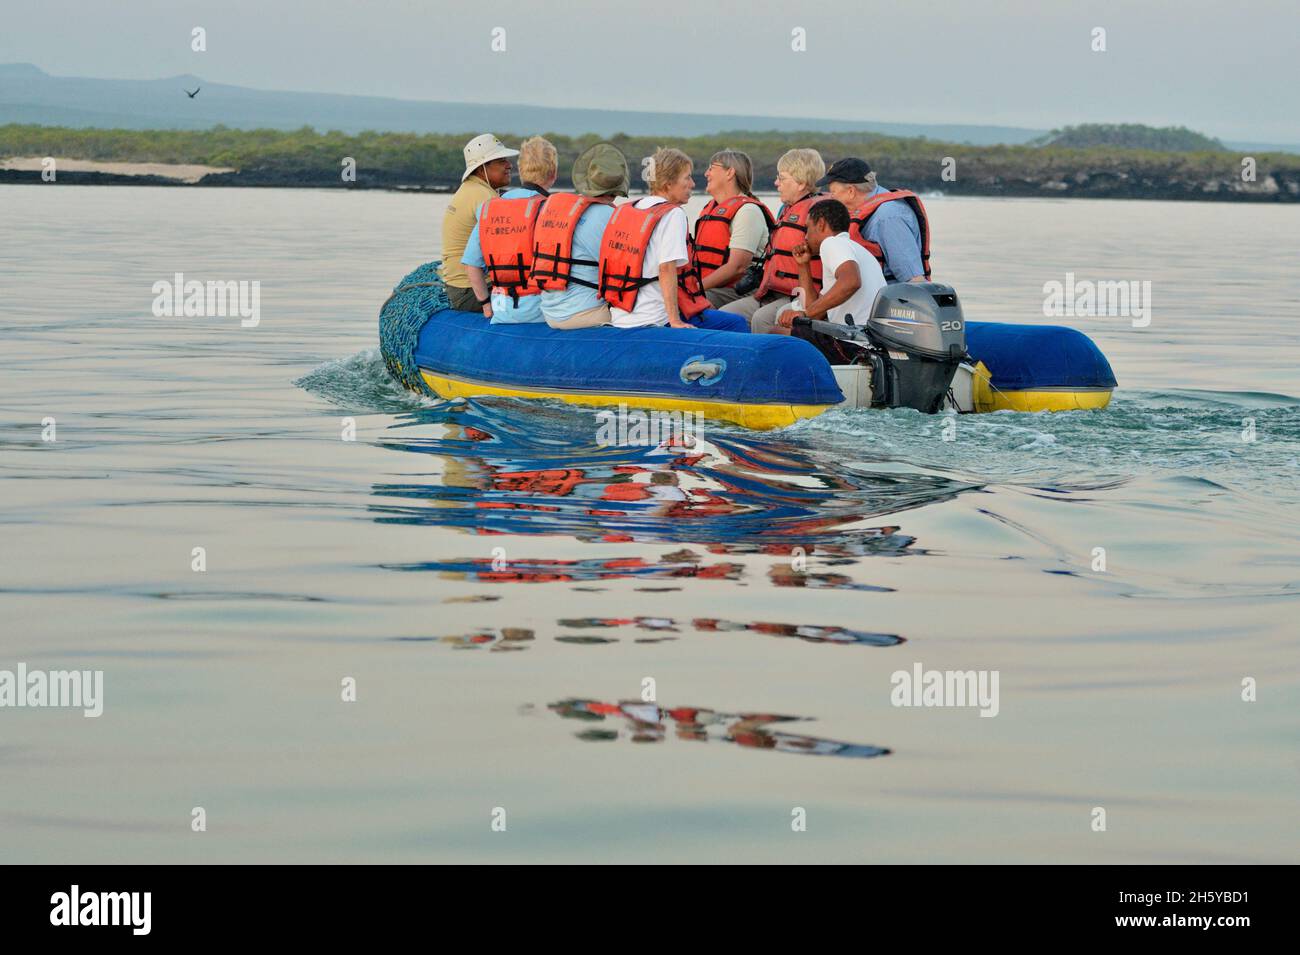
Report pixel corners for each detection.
[461,133,519,182]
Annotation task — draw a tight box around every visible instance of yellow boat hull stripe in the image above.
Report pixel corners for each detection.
[971,362,1113,412]
[423,367,1113,425]
[420,371,835,430]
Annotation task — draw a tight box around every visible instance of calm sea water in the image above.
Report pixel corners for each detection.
[2,184,1298,863]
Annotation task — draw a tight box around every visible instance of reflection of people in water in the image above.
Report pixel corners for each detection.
[376,416,941,586]
[375,413,968,564]
[702,524,911,558]
[548,698,889,759]
[416,617,901,649]
[561,616,679,631]
[559,615,900,646]
[417,422,866,530]
[692,618,901,646]
[767,563,893,591]
[402,627,535,650]
[403,554,745,584]
[581,464,739,522]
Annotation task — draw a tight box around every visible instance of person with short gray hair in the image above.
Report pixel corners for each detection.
[818,157,931,283]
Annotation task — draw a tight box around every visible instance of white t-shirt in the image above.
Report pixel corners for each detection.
[817,232,887,326]
[610,196,689,329]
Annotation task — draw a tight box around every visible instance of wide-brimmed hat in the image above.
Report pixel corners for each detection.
[572,142,630,198]
[462,133,519,182]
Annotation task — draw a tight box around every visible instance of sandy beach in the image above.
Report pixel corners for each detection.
[0,155,234,183]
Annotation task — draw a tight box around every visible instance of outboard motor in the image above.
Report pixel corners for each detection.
[859,283,967,412]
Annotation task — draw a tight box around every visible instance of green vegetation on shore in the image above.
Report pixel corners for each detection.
[1030,123,1227,152]
[2,123,1296,201]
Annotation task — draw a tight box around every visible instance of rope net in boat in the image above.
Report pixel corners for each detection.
[378,259,449,394]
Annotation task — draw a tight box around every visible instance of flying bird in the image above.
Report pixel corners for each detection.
[185,87,201,99]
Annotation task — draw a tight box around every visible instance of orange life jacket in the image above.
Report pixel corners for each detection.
[692,195,776,284]
[602,481,651,503]
[598,200,710,318]
[530,192,599,291]
[756,192,827,298]
[491,468,584,497]
[478,195,545,302]
[847,189,932,280]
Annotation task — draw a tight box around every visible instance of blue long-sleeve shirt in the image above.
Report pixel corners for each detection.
[462,186,546,324]
[861,185,926,283]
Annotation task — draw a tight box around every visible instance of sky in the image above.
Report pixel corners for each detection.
[4,0,1298,142]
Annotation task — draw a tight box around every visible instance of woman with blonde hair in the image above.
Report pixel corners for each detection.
[462,135,559,324]
[720,147,827,333]
[515,135,559,194]
[597,147,748,332]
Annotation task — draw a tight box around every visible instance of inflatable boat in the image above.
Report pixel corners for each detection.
[379,261,1116,430]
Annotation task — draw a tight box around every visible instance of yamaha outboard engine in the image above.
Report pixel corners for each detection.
[860,283,967,412]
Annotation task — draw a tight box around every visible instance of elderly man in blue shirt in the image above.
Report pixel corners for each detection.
[817,158,931,284]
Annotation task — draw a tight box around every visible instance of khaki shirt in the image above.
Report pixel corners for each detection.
[440,176,499,288]
[728,202,772,256]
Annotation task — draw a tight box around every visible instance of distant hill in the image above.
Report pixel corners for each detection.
[0,63,1045,144]
[1031,123,1226,152]
[3,65,1295,155]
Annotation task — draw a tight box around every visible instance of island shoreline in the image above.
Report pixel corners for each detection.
[3,167,1295,202]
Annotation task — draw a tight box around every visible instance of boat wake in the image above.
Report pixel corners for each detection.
[297,352,1300,575]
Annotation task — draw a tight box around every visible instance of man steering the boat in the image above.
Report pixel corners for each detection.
[774,199,887,363]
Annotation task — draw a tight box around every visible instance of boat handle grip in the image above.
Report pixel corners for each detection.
[681,361,722,381]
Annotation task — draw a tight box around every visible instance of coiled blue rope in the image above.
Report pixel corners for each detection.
[378,260,450,394]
